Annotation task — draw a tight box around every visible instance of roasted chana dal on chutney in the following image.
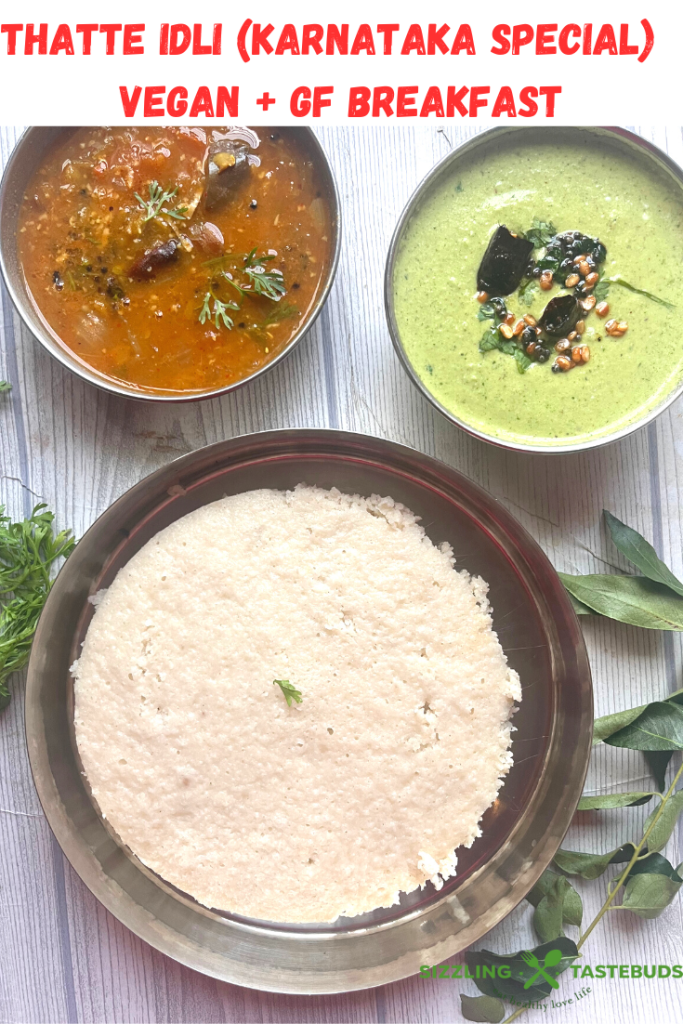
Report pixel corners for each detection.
[393,135,683,446]
[18,127,333,394]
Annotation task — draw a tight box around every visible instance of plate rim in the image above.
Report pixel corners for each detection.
[25,428,593,993]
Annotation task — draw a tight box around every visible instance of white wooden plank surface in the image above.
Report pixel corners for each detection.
[1,124,682,1023]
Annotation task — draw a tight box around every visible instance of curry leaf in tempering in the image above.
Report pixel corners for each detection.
[603,510,683,597]
[607,275,675,310]
[478,327,529,371]
[579,272,672,309]
[273,679,303,707]
[604,701,683,751]
[477,301,499,322]
[460,994,505,1024]
[536,251,561,275]
[558,572,683,630]
[577,792,654,810]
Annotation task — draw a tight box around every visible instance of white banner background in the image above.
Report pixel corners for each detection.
[0,0,676,124]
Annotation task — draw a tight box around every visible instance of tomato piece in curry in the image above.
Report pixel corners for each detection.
[17,127,333,395]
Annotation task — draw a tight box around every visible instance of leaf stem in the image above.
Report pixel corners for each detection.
[577,759,683,950]
[503,1004,526,1023]
[500,761,683,1024]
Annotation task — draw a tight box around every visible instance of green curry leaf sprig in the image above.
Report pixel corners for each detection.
[459,509,683,1023]
[560,510,683,630]
[596,276,675,310]
[460,685,683,1023]
[0,504,75,711]
[554,723,683,937]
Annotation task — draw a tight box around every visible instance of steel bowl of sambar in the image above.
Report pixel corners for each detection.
[0,126,341,402]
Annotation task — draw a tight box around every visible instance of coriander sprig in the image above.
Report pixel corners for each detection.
[243,248,286,301]
[273,679,303,707]
[204,250,286,301]
[135,181,188,223]
[221,272,247,299]
[0,504,76,710]
[524,218,557,249]
[198,294,239,331]
[197,249,292,332]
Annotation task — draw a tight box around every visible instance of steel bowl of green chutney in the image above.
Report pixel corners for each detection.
[385,126,683,453]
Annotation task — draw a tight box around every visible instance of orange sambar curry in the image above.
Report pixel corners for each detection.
[18,127,333,395]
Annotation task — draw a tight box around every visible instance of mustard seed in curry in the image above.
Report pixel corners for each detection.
[18,127,333,395]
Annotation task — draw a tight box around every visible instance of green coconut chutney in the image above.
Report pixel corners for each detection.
[393,133,683,447]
